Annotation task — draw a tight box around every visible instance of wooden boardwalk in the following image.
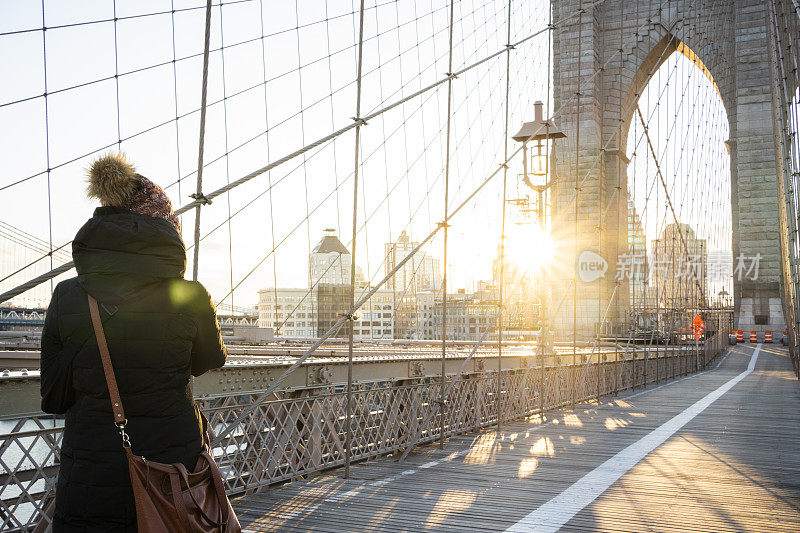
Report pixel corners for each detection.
[233,344,800,532]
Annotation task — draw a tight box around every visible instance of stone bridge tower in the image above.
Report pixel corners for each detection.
[549,0,787,338]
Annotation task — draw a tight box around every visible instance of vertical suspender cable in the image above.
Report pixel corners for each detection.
[218,4,235,313]
[257,0,280,334]
[439,0,456,449]
[112,0,122,153]
[597,0,607,401]
[572,0,583,410]
[41,0,54,299]
[617,0,624,390]
[496,0,513,433]
[344,0,366,480]
[295,0,314,332]
[541,0,553,418]
[170,0,184,228]
[191,0,213,281]
[371,1,392,342]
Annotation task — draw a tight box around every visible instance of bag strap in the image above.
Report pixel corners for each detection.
[174,461,228,528]
[87,294,132,448]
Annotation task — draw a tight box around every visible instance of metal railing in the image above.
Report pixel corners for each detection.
[1,336,727,532]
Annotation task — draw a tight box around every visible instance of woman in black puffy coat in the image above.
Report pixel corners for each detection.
[40,154,227,532]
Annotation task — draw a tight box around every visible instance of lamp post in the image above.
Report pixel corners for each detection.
[511,100,565,361]
[512,101,566,226]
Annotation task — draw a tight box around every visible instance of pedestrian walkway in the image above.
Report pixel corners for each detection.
[233,344,800,532]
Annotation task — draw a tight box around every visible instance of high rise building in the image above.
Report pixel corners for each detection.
[627,198,649,305]
[414,291,437,340]
[309,229,351,286]
[417,255,442,292]
[384,231,442,338]
[384,231,441,292]
[650,223,708,309]
[258,229,394,340]
[307,229,352,337]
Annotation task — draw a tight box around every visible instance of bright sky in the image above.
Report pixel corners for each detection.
[0,0,732,309]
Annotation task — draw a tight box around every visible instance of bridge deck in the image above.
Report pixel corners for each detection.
[233,344,800,532]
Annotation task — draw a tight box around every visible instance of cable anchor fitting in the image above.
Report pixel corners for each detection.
[351,117,368,126]
[437,221,451,229]
[189,192,212,205]
[340,312,359,322]
[445,72,459,80]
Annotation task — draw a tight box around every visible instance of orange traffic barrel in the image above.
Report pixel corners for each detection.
[765,331,772,343]
[750,331,757,342]
[736,330,743,342]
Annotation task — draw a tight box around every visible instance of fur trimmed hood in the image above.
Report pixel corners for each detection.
[73,206,186,304]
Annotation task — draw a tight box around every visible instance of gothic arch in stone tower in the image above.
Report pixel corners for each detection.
[549,0,784,338]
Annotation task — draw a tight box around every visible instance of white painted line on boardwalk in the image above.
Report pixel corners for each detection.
[504,344,761,533]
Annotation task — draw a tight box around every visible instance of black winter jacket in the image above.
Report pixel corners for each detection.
[40,207,227,532]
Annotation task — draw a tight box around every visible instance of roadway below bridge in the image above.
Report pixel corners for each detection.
[233,343,800,532]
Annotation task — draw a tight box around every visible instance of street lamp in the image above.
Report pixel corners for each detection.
[511,101,565,353]
[512,101,566,225]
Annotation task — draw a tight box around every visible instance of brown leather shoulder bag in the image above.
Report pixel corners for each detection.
[88,294,241,533]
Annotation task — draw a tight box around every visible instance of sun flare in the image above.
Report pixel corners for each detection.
[504,223,556,274]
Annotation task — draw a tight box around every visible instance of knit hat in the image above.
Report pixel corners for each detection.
[87,153,181,232]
